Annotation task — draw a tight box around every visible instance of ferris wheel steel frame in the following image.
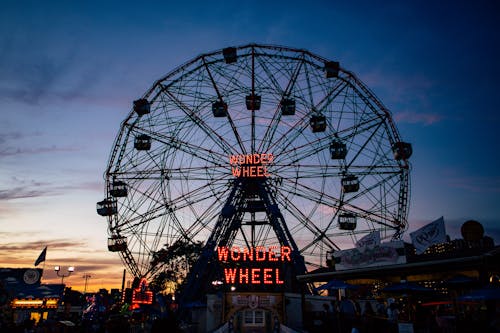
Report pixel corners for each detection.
[98,43,412,301]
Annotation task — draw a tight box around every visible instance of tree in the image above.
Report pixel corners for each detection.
[150,240,203,294]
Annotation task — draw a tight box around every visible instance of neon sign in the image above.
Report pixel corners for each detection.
[132,278,153,305]
[217,246,290,285]
[230,153,274,178]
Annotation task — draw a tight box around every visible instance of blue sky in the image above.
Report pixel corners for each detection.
[1,1,499,290]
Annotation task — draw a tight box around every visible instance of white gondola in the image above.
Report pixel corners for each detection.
[134,134,151,151]
[212,101,228,117]
[338,213,357,230]
[110,181,127,197]
[108,236,127,252]
[325,61,340,78]
[281,98,295,116]
[392,142,413,160]
[222,47,237,64]
[310,114,326,133]
[330,140,347,159]
[133,98,151,116]
[341,175,359,193]
[246,94,261,110]
[96,198,117,216]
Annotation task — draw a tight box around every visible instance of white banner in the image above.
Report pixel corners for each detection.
[410,217,446,254]
[333,241,406,270]
[356,231,381,248]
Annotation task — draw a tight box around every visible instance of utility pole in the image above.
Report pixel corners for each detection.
[82,273,92,294]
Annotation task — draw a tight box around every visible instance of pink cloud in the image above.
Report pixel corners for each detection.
[394,111,442,125]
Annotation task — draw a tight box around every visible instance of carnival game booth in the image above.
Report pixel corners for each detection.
[0,268,65,325]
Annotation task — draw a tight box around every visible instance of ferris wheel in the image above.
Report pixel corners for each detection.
[97,44,412,286]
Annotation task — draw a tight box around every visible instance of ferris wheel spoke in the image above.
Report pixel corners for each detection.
[116,180,228,234]
[259,55,304,154]
[266,80,347,158]
[275,190,340,251]
[161,89,236,156]
[202,57,247,154]
[280,178,394,227]
[128,124,228,167]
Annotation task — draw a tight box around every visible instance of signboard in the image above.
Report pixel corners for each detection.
[131,278,153,306]
[230,153,274,177]
[333,241,406,271]
[217,246,290,285]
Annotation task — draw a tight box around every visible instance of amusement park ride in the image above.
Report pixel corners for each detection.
[97,44,412,307]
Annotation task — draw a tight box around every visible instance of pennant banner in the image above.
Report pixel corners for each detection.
[410,217,446,254]
[356,231,381,248]
[34,246,47,267]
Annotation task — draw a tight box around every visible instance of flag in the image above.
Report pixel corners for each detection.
[34,246,47,266]
[410,217,446,254]
[356,231,381,248]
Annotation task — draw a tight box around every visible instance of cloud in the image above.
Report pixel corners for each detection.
[444,176,500,193]
[0,239,87,252]
[0,187,50,200]
[0,145,80,157]
[394,111,442,125]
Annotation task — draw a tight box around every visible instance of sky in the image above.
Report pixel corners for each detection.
[1,1,499,292]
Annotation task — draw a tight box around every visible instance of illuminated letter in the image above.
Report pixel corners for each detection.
[229,155,238,165]
[281,246,291,262]
[275,268,284,284]
[239,268,249,284]
[243,247,254,261]
[238,155,245,164]
[231,246,241,261]
[263,268,273,284]
[256,166,264,177]
[268,246,279,262]
[249,166,256,177]
[232,167,241,177]
[256,246,266,261]
[242,166,250,177]
[263,166,270,177]
[224,268,237,284]
[246,154,253,164]
[217,247,229,261]
[253,153,260,164]
[251,268,261,284]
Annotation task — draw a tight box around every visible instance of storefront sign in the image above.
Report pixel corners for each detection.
[333,241,406,270]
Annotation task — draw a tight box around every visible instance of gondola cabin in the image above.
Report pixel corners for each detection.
[338,213,357,230]
[133,99,151,116]
[134,134,151,151]
[212,101,228,117]
[310,115,327,133]
[330,140,347,159]
[96,198,117,216]
[108,236,127,252]
[110,181,127,197]
[246,94,261,110]
[325,61,340,78]
[392,142,413,160]
[223,47,237,64]
[281,98,296,116]
[341,175,359,193]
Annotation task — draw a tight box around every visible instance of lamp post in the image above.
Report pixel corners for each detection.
[54,266,74,284]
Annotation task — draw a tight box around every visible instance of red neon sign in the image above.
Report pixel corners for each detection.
[229,153,274,178]
[132,278,153,305]
[218,246,290,285]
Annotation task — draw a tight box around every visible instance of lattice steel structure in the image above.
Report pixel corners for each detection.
[97,44,412,302]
